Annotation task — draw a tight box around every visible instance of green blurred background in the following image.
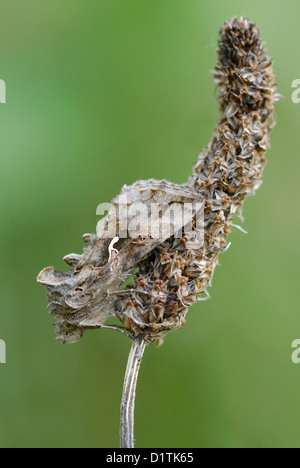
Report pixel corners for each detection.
[0,0,299,448]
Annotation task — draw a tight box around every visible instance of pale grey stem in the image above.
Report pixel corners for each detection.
[120,335,146,448]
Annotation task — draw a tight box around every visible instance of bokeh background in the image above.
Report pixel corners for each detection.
[0,0,299,448]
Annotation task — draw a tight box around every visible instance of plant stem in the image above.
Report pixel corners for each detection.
[120,335,146,448]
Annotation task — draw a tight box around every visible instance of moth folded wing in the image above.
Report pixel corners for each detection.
[77,181,203,330]
[37,179,203,342]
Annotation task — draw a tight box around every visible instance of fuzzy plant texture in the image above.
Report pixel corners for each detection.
[38,17,280,345]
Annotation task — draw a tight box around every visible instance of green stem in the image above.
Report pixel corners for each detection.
[120,335,146,448]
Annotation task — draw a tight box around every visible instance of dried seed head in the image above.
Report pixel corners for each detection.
[37,17,279,344]
[116,17,280,343]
